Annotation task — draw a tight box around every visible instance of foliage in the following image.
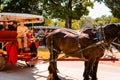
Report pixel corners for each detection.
[44,18,54,26]
[42,0,94,28]
[57,20,65,28]
[72,20,81,30]
[94,15,111,26]
[104,0,120,19]
[1,0,94,29]
[110,17,120,23]
[0,0,10,12]
[1,0,42,15]
[1,0,120,29]
[94,15,120,26]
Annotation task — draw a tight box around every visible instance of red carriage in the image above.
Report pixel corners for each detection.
[0,13,44,70]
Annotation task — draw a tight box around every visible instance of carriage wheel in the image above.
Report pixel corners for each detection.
[0,56,6,71]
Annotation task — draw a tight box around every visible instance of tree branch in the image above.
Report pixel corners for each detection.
[49,0,61,6]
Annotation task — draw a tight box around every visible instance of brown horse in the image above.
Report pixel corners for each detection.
[43,23,120,80]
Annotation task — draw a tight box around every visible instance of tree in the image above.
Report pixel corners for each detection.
[42,0,93,28]
[110,17,120,23]
[44,18,54,26]
[57,20,65,28]
[1,0,42,15]
[93,15,112,26]
[0,0,10,12]
[72,20,81,30]
[1,0,94,29]
[104,0,120,19]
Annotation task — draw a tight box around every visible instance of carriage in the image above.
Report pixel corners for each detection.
[0,12,44,70]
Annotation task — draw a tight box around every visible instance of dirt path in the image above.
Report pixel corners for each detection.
[0,60,120,80]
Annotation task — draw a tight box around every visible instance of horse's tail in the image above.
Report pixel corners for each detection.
[42,34,48,46]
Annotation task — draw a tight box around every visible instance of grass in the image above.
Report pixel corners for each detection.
[37,47,67,59]
[37,48,50,59]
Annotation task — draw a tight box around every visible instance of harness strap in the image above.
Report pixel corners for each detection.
[76,41,104,53]
[112,42,120,47]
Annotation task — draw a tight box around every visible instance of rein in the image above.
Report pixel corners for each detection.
[112,42,120,47]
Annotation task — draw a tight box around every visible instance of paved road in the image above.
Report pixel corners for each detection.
[0,60,120,80]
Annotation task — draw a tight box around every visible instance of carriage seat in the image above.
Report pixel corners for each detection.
[0,31,17,42]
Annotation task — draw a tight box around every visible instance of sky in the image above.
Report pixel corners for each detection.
[88,2,112,19]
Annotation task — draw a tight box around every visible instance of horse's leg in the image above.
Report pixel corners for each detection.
[83,61,87,77]
[83,61,91,80]
[48,51,60,80]
[54,53,59,73]
[91,59,99,80]
[83,58,95,80]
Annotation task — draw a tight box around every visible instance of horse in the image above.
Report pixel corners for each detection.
[43,23,120,80]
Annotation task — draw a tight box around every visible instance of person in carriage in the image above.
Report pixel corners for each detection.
[2,21,9,30]
[9,21,17,31]
[16,21,38,57]
[2,21,17,31]
[17,21,29,53]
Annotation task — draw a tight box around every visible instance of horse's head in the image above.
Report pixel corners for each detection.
[109,23,120,52]
[103,23,120,44]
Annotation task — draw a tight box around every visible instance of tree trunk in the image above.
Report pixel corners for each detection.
[65,0,72,29]
[65,16,72,28]
[69,16,72,28]
[65,16,69,28]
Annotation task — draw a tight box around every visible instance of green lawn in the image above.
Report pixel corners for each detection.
[37,48,50,59]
